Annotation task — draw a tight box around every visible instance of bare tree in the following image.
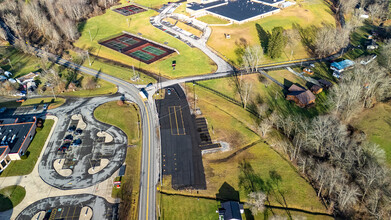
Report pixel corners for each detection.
[246,191,267,215]
[259,119,272,138]
[337,184,361,211]
[242,45,263,73]
[378,39,391,73]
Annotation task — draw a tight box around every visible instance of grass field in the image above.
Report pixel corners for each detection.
[352,102,391,165]
[59,74,118,97]
[159,193,219,219]
[206,0,335,65]
[0,97,66,109]
[0,120,54,177]
[197,15,230,25]
[0,185,26,211]
[0,47,42,78]
[161,80,328,215]
[94,101,141,219]
[75,7,216,79]
[130,0,171,9]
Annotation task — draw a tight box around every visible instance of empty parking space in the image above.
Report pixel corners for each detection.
[168,106,186,135]
[47,206,82,220]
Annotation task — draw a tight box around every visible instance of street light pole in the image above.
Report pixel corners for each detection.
[86,51,91,66]
[193,81,196,111]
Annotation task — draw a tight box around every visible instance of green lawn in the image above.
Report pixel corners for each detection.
[0,120,54,177]
[159,194,219,220]
[352,102,391,165]
[0,185,26,211]
[0,47,42,78]
[197,15,230,25]
[0,98,66,109]
[94,101,141,220]
[206,0,335,65]
[74,7,216,79]
[129,0,171,9]
[161,80,327,214]
[59,74,118,97]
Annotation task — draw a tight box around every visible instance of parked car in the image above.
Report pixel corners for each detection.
[33,105,38,110]
[74,128,83,135]
[71,138,82,146]
[16,98,26,102]
[67,125,76,132]
[58,143,70,152]
[43,104,48,110]
[64,134,73,142]
[167,89,171,95]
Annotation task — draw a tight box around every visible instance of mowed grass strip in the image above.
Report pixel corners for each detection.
[159,193,219,220]
[0,120,54,177]
[75,8,216,79]
[0,185,26,211]
[0,98,65,109]
[352,102,391,165]
[94,101,141,219]
[197,15,230,25]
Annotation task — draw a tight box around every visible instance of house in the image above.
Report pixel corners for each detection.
[16,72,39,85]
[218,201,244,220]
[310,84,323,94]
[318,79,333,89]
[330,60,355,73]
[303,67,314,75]
[0,117,37,172]
[286,84,316,108]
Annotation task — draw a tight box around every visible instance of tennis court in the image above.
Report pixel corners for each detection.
[130,50,155,62]
[113,5,147,16]
[143,45,166,56]
[99,33,175,64]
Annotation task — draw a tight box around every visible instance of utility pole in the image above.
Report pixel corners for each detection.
[86,51,91,66]
[193,81,196,111]
[8,59,12,69]
[88,29,92,42]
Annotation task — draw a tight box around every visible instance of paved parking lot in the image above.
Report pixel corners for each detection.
[156,84,206,189]
[38,95,128,189]
[16,194,118,220]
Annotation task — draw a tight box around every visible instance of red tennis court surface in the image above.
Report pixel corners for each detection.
[113,5,146,16]
[99,33,175,64]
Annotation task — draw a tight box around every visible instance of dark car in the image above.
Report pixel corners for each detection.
[64,134,73,142]
[74,128,83,135]
[43,104,48,110]
[71,138,82,146]
[67,125,76,132]
[33,105,38,110]
[58,143,70,152]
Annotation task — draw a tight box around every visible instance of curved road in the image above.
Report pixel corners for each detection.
[43,54,159,220]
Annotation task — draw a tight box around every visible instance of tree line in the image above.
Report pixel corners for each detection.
[0,0,118,53]
[251,41,391,219]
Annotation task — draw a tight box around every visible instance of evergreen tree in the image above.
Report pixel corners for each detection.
[267,27,287,59]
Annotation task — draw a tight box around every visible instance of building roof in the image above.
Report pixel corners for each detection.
[330,60,355,71]
[219,201,242,220]
[0,118,36,154]
[311,84,322,92]
[16,72,38,84]
[287,84,316,106]
[206,0,279,22]
[318,79,332,87]
[253,0,284,5]
[288,84,306,92]
[187,0,226,11]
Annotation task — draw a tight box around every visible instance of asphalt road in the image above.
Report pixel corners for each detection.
[41,54,159,220]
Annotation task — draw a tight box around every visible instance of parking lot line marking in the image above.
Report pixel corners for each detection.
[173,106,180,135]
[168,106,174,135]
[179,107,186,135]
